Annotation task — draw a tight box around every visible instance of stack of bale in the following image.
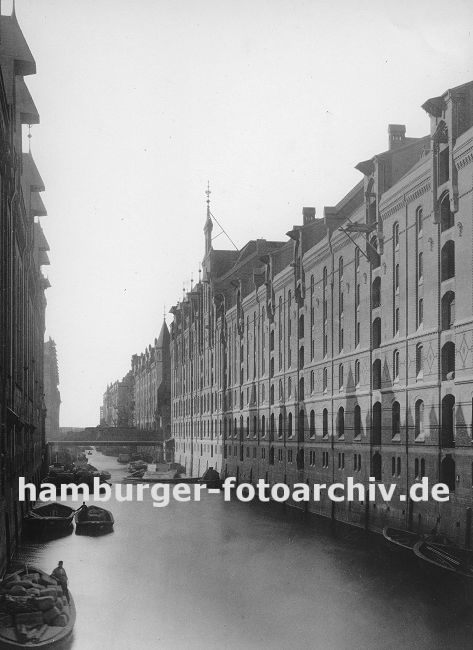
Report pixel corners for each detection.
[0,571,69,632]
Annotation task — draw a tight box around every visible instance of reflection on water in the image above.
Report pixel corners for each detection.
[13,451,473,650]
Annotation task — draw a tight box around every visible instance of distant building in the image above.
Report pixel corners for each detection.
[0,7,50,573]
[102,371,134,428]
[101,320,171,458]
[171,81,473,546]
[131,321,171,435]
[44,338,60,439]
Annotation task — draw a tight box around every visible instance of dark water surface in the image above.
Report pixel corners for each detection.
[13,451,473,650]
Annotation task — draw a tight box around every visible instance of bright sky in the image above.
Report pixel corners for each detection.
[10,0,473,426]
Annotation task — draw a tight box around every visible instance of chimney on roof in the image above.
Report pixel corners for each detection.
[302,207,315,225]
[388,124,406,150]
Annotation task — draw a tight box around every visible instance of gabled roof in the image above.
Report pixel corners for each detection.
[156,320,170,349]
[0,13,36,76]
[16,76,39,124]
[22,152,45,191]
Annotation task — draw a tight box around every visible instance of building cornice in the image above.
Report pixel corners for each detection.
[380,169,431,219]
[454,130,473,170]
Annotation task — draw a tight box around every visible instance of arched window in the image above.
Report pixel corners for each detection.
[355,247,360,270]
[261,415,265,438]
[323,367,328,391]
[299,346,305,368]
[337,407,345,438]
[373,358,382,390]
[288,412,293,438]
[339,364,344,389]
[392,401,400,439]
[441,394,455,447]
[298,409,305,442]
[415,399,424,440]
[372,318,381,348]
[440,455,455,492]
[393,349,400,380]
[299,377,304,400]
[309,410,315,438]
[270,383,275,404]
[441,341,455,380]
[416,344,423,376]
[416,207,423,236]
[354,405,361,439]
[270,413,275,441]
[440,193,454,232]
[441,240,455,281]
[372,277,381,308]
[372,452,382,481]
[355,359,360,386]
[269,447,275,466]
[298,314,304,339]
[393,222,400,248]
[372,402,382,445]
[310,370,314,393]
[278,413,283,439]
[323,267,328,288]
[322,409,328,438]
[441,291,455,330]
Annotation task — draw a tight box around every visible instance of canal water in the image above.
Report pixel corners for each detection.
[13,451,473,650]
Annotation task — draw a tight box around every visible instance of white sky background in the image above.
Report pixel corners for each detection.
[9,0,473,427]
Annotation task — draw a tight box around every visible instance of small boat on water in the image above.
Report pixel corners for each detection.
[23,503,75,534]
[0,565,76,649]
[383,527,422,551]
[414,542,473,580]
[128,460,148,473]
[200,467,222,489]
[75,505,114,535]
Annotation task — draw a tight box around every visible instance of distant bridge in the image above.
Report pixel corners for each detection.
[47,440,162,447]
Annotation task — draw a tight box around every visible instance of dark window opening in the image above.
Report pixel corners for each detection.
[441,240,455,281]
[373,358,382,390]
[441,341,455,380]
[441,291,455,331]
[372,402,382,446]
[372,452,382,481]
[441,394,455,447]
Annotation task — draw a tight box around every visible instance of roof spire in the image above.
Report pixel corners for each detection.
[12,0,16,17]
[163,304,166,323]
[27,124,32,153]
[205,180,211,219]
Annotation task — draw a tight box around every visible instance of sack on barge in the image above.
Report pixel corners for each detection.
[36,596,55,611]
[15,611,44,627]
[42,605,60,624]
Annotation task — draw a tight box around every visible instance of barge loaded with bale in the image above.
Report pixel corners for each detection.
[0,565,75,648]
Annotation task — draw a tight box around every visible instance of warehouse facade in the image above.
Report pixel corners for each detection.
[171,81,473,545]
[0,8,50,573]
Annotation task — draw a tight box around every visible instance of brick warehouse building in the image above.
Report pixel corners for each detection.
[0,8,50,573]
[101,320,171,459]
[171,80,473,546]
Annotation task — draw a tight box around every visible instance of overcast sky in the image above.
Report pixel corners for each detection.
[10,0,473,427]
